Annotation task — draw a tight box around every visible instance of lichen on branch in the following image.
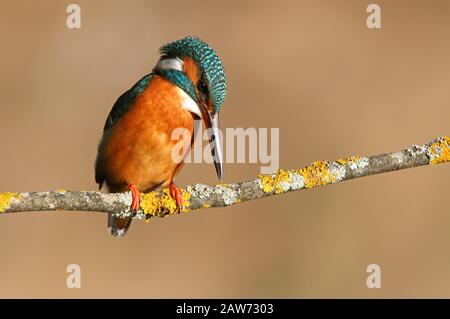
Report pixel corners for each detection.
[0,136,448,220]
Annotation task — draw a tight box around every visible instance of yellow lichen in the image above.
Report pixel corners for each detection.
[429,136,450,165]
[259,175,275,193]
[337,155,361,165]
[181,191,191,212]
[0,192,21,213]
[297,161,335,189]
[140,188,191,217]
[259,169,291,193]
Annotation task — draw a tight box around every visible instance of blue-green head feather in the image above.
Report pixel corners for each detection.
[159,36,227,112]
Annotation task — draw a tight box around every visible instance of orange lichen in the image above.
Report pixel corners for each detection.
[0,192,21,212]
[297,161,336,189]
[337,155,361,165]
[140,188,190,217]
[429,136,450,165]
[259,169,291,193]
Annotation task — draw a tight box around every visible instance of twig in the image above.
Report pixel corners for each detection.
[0,136,448,220]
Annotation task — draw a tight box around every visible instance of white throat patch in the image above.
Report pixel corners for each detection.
[155,57,183,72]
[155,57,201,117]
[177,87,202,118]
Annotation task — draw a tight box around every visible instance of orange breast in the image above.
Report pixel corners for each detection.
[99,76,194,192]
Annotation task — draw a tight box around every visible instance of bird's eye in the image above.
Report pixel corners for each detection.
[197,80,209,96]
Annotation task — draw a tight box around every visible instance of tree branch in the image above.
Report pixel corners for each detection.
[0,136,448,220]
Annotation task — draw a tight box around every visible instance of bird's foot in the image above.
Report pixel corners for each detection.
[169,182,183,213]
[128,183,141,214]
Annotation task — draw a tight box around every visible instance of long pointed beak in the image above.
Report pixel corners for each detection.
[200,104,223,181]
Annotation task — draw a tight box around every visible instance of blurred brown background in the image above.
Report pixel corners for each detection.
[0,0,449,298]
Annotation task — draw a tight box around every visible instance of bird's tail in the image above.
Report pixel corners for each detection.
[108,213,132,237]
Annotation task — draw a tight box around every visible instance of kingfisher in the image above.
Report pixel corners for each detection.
[95,36,227,237]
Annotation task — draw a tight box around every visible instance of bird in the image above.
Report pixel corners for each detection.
[95,36,227,237]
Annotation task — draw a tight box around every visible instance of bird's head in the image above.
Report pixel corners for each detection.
[153,36,227,180]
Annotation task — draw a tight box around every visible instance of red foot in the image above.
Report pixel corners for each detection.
[128,183,141,212]
[169,182,183,213]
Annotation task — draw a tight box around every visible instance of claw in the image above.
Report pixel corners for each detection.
[169,182,183,213]
[128,183,141,214]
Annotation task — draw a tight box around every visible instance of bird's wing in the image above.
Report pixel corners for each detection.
[103,73,153,131]
[95,73,153,187]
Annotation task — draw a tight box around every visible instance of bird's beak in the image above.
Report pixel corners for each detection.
[200,103,223,181]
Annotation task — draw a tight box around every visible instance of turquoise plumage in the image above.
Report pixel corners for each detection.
[160,36,227,111]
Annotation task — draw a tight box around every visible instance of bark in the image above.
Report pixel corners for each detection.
[0,136,448,221]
